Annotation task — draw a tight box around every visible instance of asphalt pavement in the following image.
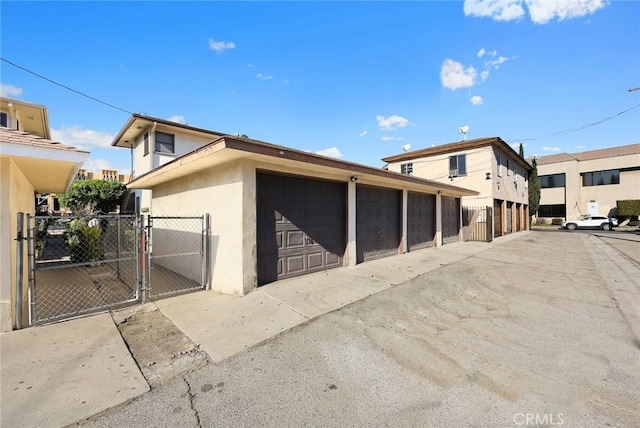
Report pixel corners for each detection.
[77,229,640,427]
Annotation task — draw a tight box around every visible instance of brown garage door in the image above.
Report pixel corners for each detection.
[506,201,513,234]
[441,196,461,244]
[257,173,346,286]
[494,199,503,237]
[408,192,436,251]
[356,185,401,262]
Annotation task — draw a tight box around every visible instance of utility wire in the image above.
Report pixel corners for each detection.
[508,103,640,143]
[1,57,133,115]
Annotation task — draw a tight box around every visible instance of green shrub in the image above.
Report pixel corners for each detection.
[617,200,640,216]
[65,218,103,263]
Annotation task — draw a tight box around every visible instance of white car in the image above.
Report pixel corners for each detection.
[561,215,618,231]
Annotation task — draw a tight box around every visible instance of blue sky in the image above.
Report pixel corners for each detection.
[1,1,639,173]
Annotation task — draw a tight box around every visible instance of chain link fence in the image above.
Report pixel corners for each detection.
[28,214,140,325]
[146,216,208,299]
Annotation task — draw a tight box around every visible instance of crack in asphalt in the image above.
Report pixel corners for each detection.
[184,377,202,428]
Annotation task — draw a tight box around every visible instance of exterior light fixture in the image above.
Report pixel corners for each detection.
[486,172,491,180]
[350,176,358,182]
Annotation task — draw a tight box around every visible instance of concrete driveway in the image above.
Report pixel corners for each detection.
[81,230,640,427]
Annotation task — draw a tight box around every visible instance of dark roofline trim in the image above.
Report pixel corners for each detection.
[382,136,532,171]
[111,113,228,147]
[128,135,478,196]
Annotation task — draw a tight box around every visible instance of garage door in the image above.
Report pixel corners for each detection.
[257,173,346,286]
[506,201,513,234]
[356,185,401,263]
[441,196,461,244]
[408,192,436,251]
[494,199,503,237]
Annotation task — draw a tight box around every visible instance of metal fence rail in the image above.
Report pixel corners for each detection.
[146,215,209,299]
[462,206,493,242]
[27,214,140,325]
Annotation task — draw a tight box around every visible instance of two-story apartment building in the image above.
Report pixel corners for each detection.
[382,137,532,238]
[534,144,640,221]
[111,114,228,214]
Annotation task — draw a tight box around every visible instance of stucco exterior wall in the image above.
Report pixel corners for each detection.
[388,145,528,209]
[0,158,35,331]
[538,151,640,219]
[151,160,253,295]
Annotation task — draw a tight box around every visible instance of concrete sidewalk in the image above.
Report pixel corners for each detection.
[0,233,523,428]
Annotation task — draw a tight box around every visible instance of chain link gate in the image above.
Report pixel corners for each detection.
[26,214,141,325]
[144,215,209,300]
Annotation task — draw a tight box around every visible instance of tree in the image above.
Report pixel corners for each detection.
[59,180,127,214]
[528,158,541,216]
[519,143,525,158]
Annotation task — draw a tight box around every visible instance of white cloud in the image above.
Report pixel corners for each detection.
[81,158,118,173]
[464,0,608,24]
[480,70,490,81]
[477,48,486,58]
[51,125,114,150]
[376,115,409,131]
[486,56,510,69]
[542,146,561,152]
[381,136,406,141]
[470,95,484,105]
[315,147,343,158]
[574,145,586,149]
[0,83,23,97]
[464,0,526,22]
[256,73,273,80]
[247,64,254,68]
[440,59,477,90]
[167,115,187,124]
[527,0,607,24]
[358,129,368,138]
[208,38,236,53]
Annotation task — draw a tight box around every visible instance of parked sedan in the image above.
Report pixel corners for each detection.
[561,215,618,231]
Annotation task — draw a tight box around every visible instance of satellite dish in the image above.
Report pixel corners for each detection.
[459,125,469,141]
[402,144,411,152]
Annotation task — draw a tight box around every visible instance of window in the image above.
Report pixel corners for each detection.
[143,132,149,156]
[582,169,619,186]
[400,163,413,175]
[506,159,510,176]
[496,154,502,177]
[539,173,566,188]
[449,154,466,177]
[155,131,175,154]
[538,204,566,218]
[0,112,7,127]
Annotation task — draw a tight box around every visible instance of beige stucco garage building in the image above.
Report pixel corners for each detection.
[119,120,477,296]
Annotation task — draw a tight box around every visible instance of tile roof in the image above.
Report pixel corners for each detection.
[533,143,640,165]
[0,127,88,153]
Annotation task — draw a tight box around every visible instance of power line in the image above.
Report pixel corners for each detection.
[1,57,133,115]
[507,103,640,143]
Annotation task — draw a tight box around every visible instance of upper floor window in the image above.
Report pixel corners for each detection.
[449,154,466,177]
[496,154,502,177]
[155,131,175,154]
[400,163,413,175]
[539,173,566,188]
[143,132,149,156]
[582,169,619,186]
[0,112,8,128]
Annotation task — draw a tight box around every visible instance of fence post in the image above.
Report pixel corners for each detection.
[15,213,24,329]
[205,213,210,290]
[26,214,35,325]
[139,215,147,303]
